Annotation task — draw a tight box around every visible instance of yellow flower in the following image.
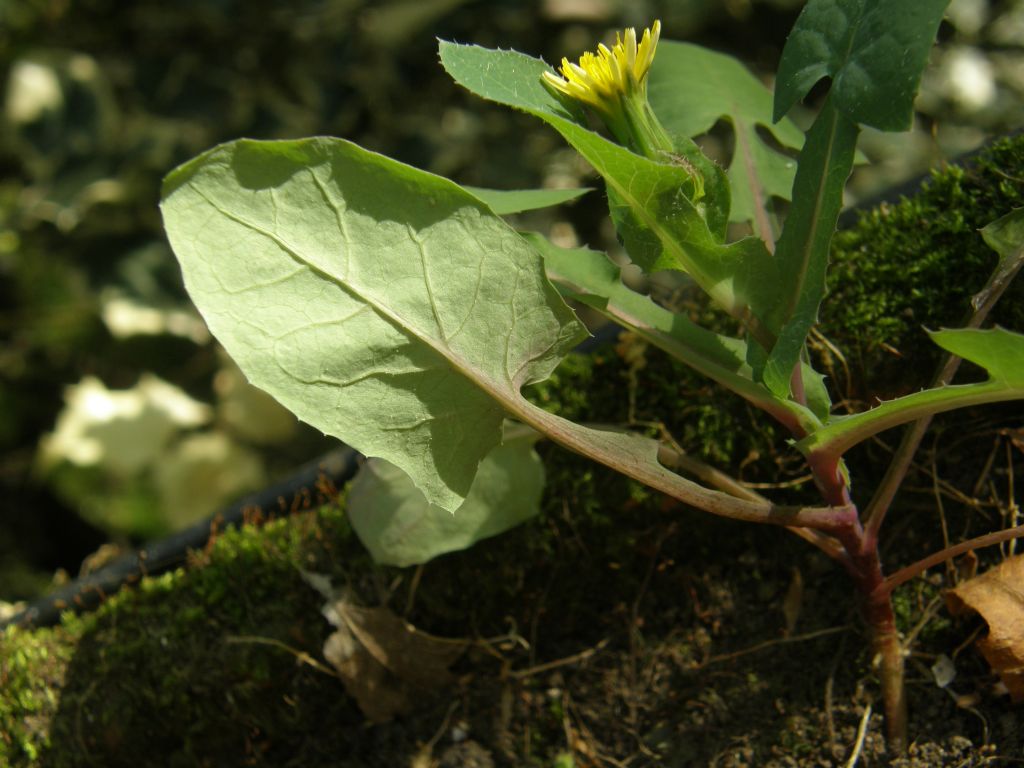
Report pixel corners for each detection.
[542,21,662,111]
[541,21,674,161]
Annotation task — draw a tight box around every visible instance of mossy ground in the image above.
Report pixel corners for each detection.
[2,138,1023,767]
[824,134,1024,402]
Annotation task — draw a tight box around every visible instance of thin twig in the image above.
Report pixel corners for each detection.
[824,630,850,761]
[931,445,954,584]
[225,634,340,677]
[742,474,815,490]
[404,563,424,617]
[901,593,946,650]
[879,523,1024,596]
[810,326,853,406]
[509,639,610,679]
[697,625,849,668]
[416,700,460,759]
[843,703,873,768]
[1003,437,1019,558]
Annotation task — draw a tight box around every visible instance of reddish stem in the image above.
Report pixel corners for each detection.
[879,523,1024,598]
[865,583,908,753]
[807,448,907,750]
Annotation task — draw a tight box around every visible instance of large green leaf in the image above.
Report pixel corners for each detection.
[648,41,803,230]
[439,41,779,346]
[347,423,544,567]
[773,0,950,130]
[799,327,1024,458]
[161,138,586,512]
[763,0,949,393]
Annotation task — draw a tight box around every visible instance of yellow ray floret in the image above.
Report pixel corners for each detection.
[542,20,662,110]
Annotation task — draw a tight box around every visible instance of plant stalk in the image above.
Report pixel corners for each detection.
[865,585,907,754]
[805,448,909,750]
[834,535,906,753]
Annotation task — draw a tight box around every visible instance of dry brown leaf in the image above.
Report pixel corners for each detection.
[946,554,1024,701]
[322,597,468,722]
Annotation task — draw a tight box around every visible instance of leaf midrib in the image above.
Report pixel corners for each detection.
[776,103,842,326]
[549,117,727,308]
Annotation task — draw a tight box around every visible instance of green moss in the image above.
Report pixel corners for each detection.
[824,135,1024,397]
[0,504,368,768]
[0,625,75,764]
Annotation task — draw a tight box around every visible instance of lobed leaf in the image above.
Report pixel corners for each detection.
[763,0,948,395]
[759,98,859,396]
[929,326,1024,388]
[799,327,1024,457]
[648,41,803,230]
[161,138,586,512]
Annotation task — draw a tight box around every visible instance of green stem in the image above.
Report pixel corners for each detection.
[797,379,1018,459]
[536,237,821,436]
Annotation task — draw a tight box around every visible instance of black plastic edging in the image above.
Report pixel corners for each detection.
[1,447,360,629]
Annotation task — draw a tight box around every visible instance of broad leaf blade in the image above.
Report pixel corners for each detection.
[648,41,803,227]
[464,185,591,215]
[347,424,545,567]
[773,0,949,130]
[161,138,585,512]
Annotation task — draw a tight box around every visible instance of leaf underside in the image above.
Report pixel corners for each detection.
[161,137,585,512]
[800,327,1024,456]
[347,424,545,567]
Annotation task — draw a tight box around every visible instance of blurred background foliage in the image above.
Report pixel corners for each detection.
[1,0,1021,603]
